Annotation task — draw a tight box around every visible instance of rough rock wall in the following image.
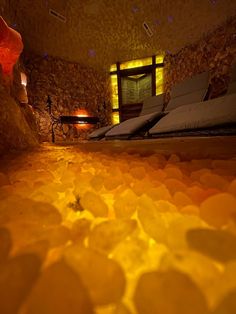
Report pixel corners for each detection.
[23,53,112,142]
[0,68,38,155]
[164,17,236,104]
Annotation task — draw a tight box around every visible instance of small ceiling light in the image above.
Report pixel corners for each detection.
[49,9,66,23]
[142,22,153,38]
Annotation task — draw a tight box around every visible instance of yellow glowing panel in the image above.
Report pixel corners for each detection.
[112,112,120,125]
[156,54,165,64]
[156,67,164,95]
[112,96,119,110]
[110,64,117,72]
[120,57,152,70]
[111,74,119,110]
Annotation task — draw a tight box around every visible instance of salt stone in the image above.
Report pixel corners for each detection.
[132,179,154,196]
[1,146,236,311]
[168,154,181,163]
[146,185,172,201]
[90,175,105,191]
[0,227,12,262]
[228,179,236,196]
[15,240,49,262]
[180,205,200,215]
[200,193,236,227]
[129,166,146,180]
[0,254,41,314]
[114,189,138,218]
[173,191,193,207]
[112,235,149,274]
[186,185,209,204]
[213,289,236,314]
[164,166,183,180]
[186,228,236,263]
[26,260,94,314]
[164,178,187,195]
[80,191,108,217]
[103,175,123,191]
[0,172,10,186]
[7,223,71,251]
[160,251,221,298]
[114,303,131,314]
[71,218,91,244]
[137,195,169,243]
[88,219,137,253]
[64,246,126,305]
[134,269,209,314]
[0,196,62,226]
[200,173,228,190]
[154,200,177,213]
[167,215,203,250]
[74,172,93,196]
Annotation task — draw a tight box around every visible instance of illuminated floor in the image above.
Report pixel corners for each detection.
[0,138,236,314]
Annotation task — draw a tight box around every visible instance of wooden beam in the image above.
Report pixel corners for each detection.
[152,55,156,96]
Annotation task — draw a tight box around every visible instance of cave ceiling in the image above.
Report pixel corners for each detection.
[1,0,236,71]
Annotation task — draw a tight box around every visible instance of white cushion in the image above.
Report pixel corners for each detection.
[171,72,209,97]
[149,93,236,134]
[167,88,208,111]
[88,125,114,139]
[105,112,163,137]
[166,72,209,111]
[141,94,164,115]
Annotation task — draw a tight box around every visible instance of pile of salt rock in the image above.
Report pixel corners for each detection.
[0,144,236,314]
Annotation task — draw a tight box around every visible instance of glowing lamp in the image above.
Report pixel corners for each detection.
[21,72,27,86]
[59,110,99,130]
[0,17,23,77]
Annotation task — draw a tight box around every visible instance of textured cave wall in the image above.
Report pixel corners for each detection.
[23,53,112,142]
[0,67,38,155]
[164,17,236,104]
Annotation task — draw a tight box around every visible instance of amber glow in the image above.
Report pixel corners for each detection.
[21,72,27,86]
[120,57,152,70]
[110,64,117,72]
[110,74,120,124]
[73,109,90,129]
[1,143,236,313]
[112,111,120,125]
[0,17,23,76]
[156,67,164,95]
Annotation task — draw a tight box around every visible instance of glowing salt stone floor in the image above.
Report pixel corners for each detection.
[0,139,236,314]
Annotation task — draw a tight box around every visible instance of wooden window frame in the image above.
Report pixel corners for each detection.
[110,56,164,122]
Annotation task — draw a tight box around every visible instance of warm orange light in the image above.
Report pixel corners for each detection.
[21,72,27,86]
[0,17,23,77]
[73,109,90,129]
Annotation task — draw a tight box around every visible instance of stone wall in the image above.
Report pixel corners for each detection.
[0,67,38,155]
[23,53,112,142]
[164,17,236,104]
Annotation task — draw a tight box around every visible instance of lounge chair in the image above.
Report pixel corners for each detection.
[148,66,236,137]
[104,93,166,140]
[88,125,115,141]
[105,71,209,140]
[88,93,166,141]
